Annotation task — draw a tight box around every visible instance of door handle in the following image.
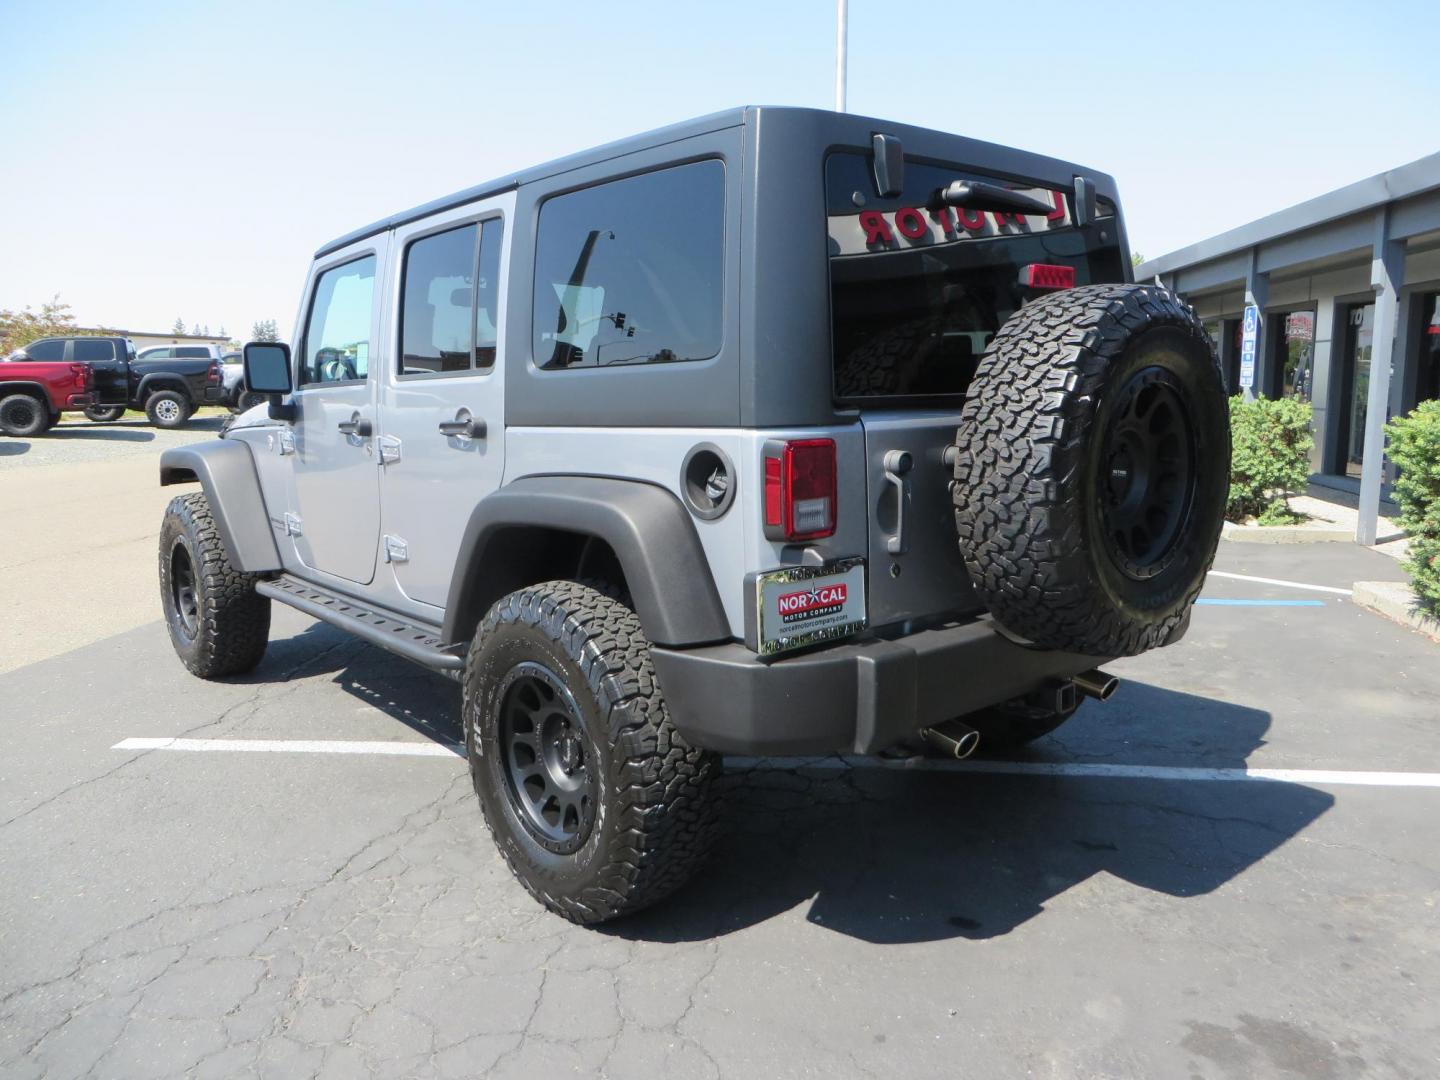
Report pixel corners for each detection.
[882,449,912,555]
[338,413,372,437]
[438,409,485,440]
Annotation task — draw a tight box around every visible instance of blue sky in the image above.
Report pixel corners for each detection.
[1,0,1435,339]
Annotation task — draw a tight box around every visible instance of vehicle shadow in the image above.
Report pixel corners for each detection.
[44,427,156,442]
[0,441,29,456]
[249,629,1334,945]
[608,681,1334,944]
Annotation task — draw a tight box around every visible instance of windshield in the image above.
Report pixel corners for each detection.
[826,151,1125,402]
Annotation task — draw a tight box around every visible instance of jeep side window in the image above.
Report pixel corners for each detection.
[400,224,477,375]
[299,254,376,386]
[72,339,115,363]
[474,219,502,369]
[25,339,65,361]
[532,160,723,369]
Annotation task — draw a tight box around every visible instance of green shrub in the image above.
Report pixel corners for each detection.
[1227,395,1314,522]
[1385,400,1440,614]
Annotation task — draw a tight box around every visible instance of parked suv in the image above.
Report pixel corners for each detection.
[157,108,1229,923]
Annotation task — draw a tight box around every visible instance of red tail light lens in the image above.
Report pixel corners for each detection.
[1019,263,1076,290]
[207,361,222,384]
[763,439,837,541]
[69,363,91,391]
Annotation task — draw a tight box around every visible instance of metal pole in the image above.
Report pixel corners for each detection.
[834,0,848,112]
[1357,209,1404,546]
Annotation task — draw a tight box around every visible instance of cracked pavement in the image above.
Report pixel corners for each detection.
[2,443,1439,1077]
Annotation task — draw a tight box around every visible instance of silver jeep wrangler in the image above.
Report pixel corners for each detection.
[158,107,1229,923]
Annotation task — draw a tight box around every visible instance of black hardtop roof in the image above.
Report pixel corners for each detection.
[314,106,1114,259]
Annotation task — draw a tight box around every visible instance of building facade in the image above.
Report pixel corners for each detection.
[1136,153,1440,544]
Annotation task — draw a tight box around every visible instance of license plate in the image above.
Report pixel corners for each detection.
[751,558,867,657]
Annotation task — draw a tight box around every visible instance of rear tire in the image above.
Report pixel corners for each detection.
[146,390,192,429]
[159,492,271,678]
[84,405,127,422]
[0,393,49,437]
[464,580,720,924]
[951,284,1229,657]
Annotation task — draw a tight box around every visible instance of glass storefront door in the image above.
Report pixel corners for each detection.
[1343,303,1375,479]
[1422,293,1440,405]
[1281,310,1316,400]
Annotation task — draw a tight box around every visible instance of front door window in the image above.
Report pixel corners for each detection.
[300,256,376,386]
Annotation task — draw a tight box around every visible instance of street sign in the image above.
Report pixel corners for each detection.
[1239,304,1259,390]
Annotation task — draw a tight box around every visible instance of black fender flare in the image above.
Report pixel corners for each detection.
[159,440,282,572]
[441,475,731,648]
[137,373,191,402]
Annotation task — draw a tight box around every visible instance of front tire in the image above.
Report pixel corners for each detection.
[0,393,49,436]
[159,492,271,677]
[146,390,192,429]
[464,581,720,924]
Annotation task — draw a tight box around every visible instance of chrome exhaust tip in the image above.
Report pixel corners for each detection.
[921,719,981,760]
[1073,669,1120,702]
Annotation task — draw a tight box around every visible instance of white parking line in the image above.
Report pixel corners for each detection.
[114,738,1440,789]
[114,737,464,757]
[1206,570,1354,596]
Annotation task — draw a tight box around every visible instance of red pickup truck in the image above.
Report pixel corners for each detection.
[0,360,95,436]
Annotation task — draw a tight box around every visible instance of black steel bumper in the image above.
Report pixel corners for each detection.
[651,617,1112,756]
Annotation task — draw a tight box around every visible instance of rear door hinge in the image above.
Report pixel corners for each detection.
[377,434,402,465]
[383,534,409,563]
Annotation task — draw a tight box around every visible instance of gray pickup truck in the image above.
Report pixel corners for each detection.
[157,107,1229,923]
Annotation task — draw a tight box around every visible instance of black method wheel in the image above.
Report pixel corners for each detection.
[84,405,127,423]
[0,393,48,437]
[146,390,192,429]
[464,580,720,924]
[159,491,271,678]
[496,663,599,854]
[951,284,1229,658]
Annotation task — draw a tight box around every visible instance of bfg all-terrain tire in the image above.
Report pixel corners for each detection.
[84,405,127,422]
[159,491,271,677]
[0,393,49,436]
[146,390,192,429]
[464,581,720,924]
[952,284,1229,657]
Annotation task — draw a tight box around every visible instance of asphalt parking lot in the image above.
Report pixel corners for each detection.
[2,428,1439,1079]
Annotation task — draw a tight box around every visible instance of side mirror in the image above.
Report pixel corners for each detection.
[242,341,297,421]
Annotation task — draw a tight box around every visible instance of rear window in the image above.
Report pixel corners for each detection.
[826,151,1124,402]
[532,160,724,370]
[25,339,65,361]
[73,339,114,362]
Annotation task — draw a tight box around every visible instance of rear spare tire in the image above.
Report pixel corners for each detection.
[951,283,1228,657]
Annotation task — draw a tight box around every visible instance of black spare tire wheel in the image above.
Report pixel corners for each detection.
[951,283,1229,657]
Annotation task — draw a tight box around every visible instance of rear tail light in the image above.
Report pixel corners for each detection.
[1019,263,1076,290]
[763,439,837,541]
[207,361,222,384]
[69,363,91,391]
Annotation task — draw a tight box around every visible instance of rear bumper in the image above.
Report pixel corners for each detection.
[203,386,225,404]
[651,617,1113,756]
[65,393,95,407]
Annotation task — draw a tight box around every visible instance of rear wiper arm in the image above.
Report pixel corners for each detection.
[933,179,1055,217]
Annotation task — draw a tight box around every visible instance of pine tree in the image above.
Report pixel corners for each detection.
[172,317,186,335]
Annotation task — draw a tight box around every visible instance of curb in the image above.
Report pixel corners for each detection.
[1353,580,1440,642]
[1222,521,1353,544]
